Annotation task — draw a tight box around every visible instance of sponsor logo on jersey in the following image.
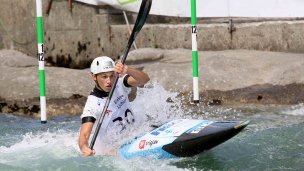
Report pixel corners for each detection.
[106,110,112,115]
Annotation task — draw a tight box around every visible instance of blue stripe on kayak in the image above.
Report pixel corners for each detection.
[119,144,178,159]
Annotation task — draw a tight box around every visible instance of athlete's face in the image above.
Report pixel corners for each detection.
[92,71,115,92]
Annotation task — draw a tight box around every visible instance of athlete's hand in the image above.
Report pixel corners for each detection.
[114,62,128,77]
[81,146,95,156]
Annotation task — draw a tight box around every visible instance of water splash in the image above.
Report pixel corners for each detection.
[132,81,185,126]
[282,103,304,116]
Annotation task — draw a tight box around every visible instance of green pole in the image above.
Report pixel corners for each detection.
[36,0,47,123]
[191,0,199,103]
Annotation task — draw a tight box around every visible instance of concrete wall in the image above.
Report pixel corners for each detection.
[1,0,304,69]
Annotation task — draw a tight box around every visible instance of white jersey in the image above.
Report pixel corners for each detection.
[81,76,135,154]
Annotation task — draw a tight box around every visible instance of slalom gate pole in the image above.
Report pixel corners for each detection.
[36,0,47,123]
[191,0,199,103]
[123,11,138,49]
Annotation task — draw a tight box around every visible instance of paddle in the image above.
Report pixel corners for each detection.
[89,0,152,150]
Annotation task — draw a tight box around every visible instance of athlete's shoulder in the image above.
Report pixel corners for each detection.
[118,75,131,93]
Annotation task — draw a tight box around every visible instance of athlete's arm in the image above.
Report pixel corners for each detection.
[115,62,150,87]
[78,122,95,156]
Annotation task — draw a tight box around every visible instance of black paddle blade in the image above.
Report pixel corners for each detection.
[132,0,152,40]
[122,0,152,64]
[88,0,152,150]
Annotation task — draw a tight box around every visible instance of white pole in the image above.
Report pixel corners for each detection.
[36,0,47,123]
[191,0,199,103]
[123,11,138,49]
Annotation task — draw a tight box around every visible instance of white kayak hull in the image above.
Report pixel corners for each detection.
[119,119,250,159]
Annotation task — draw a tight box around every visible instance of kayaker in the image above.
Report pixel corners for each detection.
[78,56,150,156]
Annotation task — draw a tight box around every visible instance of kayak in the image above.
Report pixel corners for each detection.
[119,119,250,159]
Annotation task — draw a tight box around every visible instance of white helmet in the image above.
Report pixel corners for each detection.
[90,56,115,74]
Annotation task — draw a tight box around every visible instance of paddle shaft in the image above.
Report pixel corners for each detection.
[89,0,152,150]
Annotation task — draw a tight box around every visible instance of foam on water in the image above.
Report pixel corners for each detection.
[282,103,304,116]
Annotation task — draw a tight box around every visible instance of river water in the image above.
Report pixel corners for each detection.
[0,83,303,171]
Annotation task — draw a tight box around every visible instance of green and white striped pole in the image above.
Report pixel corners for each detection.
[191,0,199,103]
[36,0,47,123]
